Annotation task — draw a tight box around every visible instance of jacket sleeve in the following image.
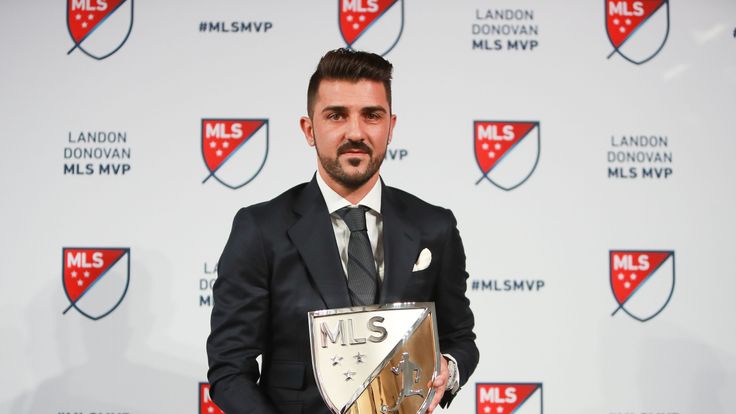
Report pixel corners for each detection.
[206,208,279,413]
[436,210,480,407]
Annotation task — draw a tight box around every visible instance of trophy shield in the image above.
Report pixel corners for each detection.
[308,302,440,414]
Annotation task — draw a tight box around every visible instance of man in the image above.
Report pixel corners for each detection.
[207,48,478,414]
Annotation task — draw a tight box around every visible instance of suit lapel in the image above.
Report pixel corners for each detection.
[288,177,351,309]
[379,184,421,303]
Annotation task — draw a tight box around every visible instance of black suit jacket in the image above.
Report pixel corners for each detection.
[207,177,479,414]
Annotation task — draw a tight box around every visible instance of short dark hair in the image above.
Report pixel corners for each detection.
[307,48,393,117]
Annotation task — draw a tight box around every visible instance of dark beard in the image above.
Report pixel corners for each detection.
[316,139,384,190]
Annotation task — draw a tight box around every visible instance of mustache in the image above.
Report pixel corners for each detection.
[337,140,373,156]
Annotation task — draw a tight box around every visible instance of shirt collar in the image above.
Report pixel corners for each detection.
[316,171,382,215]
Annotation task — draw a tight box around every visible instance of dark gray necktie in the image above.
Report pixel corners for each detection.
[338,206,379,306]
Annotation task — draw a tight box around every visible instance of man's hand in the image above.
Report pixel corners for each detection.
[426,356,449,413]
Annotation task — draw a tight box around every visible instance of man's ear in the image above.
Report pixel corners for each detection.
[300,116,315,147]
[387,113,397,145]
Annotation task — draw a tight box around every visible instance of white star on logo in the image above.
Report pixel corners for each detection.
[330,355,343,366]
[353,352,366,364]
[343,369,356,381]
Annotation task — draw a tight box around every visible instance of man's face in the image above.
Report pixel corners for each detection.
[301,79,396,190]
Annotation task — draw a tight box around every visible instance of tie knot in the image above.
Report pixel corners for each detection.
[338,206,368,232]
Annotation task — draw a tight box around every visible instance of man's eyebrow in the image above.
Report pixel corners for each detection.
[321,105,348,113]
[361,106,388,113]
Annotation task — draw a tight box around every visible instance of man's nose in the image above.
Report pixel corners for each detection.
[344,115,363,141]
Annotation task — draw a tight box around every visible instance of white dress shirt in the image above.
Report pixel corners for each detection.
[315,172,384,281]
[315,172,460,393]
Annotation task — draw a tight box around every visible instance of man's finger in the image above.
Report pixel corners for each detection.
[426,356,450,412]
[433,375,447,388]
[427,386,445,413]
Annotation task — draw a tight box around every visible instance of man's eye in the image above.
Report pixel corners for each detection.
[366,112,382,120]
[328,113,344,120]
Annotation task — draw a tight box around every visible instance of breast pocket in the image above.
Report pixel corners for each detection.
[405,269,436,301]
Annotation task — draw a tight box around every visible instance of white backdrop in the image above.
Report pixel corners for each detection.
[1,1,735,413]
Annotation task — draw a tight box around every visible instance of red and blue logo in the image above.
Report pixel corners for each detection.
[610,250,675,322]
[67,0,134,60]
[605,0,670,64]
[62,247,130,320]
[201,118,269,190]
[338,0,404,56]
[474,121,540,191]
[477,383,543,414]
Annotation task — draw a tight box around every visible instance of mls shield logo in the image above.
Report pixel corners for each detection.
[338,0,404,56]
[201,118,269,190]
[605,0,670,64]
[62,247,130,321]
[67,0,134,60]
[309,303,439,413]
[474,121,540,191]
[199,383,225,414]
[476,383,544,414]
[610,250,675,322]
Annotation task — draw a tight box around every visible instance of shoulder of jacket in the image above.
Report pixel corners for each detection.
[385,185,453,219]
[234,182,309,220]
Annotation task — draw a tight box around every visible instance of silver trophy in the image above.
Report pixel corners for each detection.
[308,302,440,414]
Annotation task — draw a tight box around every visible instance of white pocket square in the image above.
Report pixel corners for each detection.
[412,248,432,272]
